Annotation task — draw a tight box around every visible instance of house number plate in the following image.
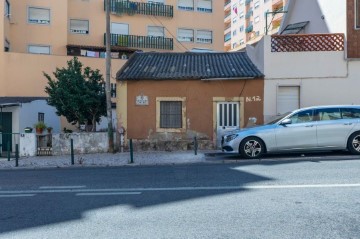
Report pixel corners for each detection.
[136,95,149,105]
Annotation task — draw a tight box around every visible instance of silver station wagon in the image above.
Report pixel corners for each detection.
[222,105,360,159]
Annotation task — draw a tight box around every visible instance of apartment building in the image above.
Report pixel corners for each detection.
[224,0,287,51]
[0,0,223,132]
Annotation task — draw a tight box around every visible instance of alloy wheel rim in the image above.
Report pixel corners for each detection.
[352,135,360,152]
[244,140,262,157]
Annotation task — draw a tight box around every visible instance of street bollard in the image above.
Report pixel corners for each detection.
[15,144,19,167]
[129,139,134,164]
[7,141,10,161]
[71,139,74,165]
[194,137,198,155]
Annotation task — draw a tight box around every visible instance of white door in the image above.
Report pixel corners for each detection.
[216,102,240,148]
[277,86,300,115]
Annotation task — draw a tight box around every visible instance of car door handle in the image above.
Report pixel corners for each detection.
[344,123,353,126]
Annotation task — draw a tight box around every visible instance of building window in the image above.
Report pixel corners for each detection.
[148,0,164,4]
[239,25,244,32]
[178,0,194,11]
[70,19,89,34]
[196,30,212,44]
[254,1,260,9]
[38,113,45,122]
[254,16,260,23]
[239,11,244,18]
[177,28,194,42]
[5,0,10,17]
[232,30,237,36]
[148,26,165,37]
[28,7,50,25]
[111,22,129,35]
[197,0,212,13]
[156,97,186,132]
[28,45,51,54]
[356,0,360,29]
[111,83,116,98]
[4,39,10,52]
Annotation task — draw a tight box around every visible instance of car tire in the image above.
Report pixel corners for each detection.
[347,132,360,155]
[239,137,265,159]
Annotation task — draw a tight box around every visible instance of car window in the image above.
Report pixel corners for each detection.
[288,109,314,124]
[341,108,360,119]
[317,108,341,121]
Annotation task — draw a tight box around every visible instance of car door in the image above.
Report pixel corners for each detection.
[316,108,356,148]
[275,109,317,151]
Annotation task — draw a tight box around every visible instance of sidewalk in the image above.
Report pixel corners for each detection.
[0,150,213,169]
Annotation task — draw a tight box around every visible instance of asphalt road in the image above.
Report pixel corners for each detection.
[0,156,360,239]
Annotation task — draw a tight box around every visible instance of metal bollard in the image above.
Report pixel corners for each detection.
[15,144,19,167]
[7,141,10,161]
[71,139,74,165]
[194,137,198,155]
[129,139,134,164]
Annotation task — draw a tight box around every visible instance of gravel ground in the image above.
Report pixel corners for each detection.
[0,150,211,169]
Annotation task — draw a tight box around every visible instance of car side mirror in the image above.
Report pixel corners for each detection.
[280,118,292,126]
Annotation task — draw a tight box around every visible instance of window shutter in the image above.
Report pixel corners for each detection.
[160,101,182,128]
[197,0,212,12]
[178,28,194,42]
[28,7,50,24]
[197,30,212,43]
[28,45,50,54]
[148,26,165,37]
[178,0,194,10]
[111,23,129,35]
[148,0,164,4]
[70,20,89,34]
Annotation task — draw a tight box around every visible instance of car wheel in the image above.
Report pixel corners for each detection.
[239,137,265,159]
[348,132,360,155]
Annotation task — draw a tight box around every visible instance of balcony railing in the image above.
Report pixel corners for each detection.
[245,0,252,6]
[106,0,173,18]
[105,33,174,50]
[271,34,345,52]
[245,25,253,33]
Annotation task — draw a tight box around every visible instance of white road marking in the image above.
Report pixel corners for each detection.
[76,192,141,196]
[0,194,35,198]
[0,183,359,195]
[39,186,86,189]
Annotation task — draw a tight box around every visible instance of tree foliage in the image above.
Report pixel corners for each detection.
[44,57,106,132]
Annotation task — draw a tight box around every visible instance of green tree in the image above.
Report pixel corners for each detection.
[44,57,106,132]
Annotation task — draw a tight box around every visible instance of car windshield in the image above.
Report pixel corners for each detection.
[265,112,291,125]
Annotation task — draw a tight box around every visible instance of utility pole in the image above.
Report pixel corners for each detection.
[105,0,114,153]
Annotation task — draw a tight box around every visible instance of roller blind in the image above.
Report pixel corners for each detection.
[196,30,212,43]
[178,0,193,10]
[28,45,50,55]
[28,7,50,24]
[178,28,194,42]
[197,0,212,12]
[70,19,89,34]
[148,26,165,37]
[111,23,129,34]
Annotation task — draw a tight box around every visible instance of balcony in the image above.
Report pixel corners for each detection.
[224,0,231,10]
[105,34,174,50]
[271,34,345,52]
[245,25,253,33]
[272,0,283,9]
[245,10,253,19]
[106,0,173,18]
[245,0,252,6]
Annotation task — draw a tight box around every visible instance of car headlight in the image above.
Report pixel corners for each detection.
[225,134,238,142]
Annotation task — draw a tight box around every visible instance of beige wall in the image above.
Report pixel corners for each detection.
[5,0,224,53]
[8,0,68,55]
[0,52,126,96]
[119,79,264,141]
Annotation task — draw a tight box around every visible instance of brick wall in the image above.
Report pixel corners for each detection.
[347,0,360,58]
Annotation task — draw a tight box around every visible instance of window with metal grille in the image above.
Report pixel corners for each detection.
[160,101,182,128]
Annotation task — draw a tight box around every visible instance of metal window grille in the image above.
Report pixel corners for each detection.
[160,101,182,128]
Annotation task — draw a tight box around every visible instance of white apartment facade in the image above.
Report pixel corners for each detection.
[224,0,287,51]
